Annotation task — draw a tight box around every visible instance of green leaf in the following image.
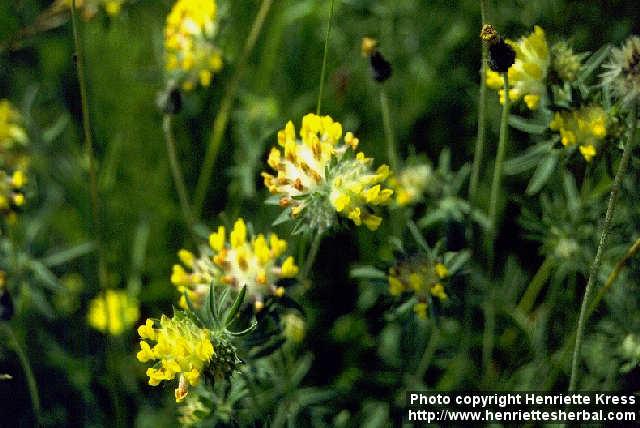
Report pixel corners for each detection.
[526,152,559,195]
[509,114,548,134]
[576,44,611,83]
[272,207,292,226]
[42,242,95,267]
[228,320,258,336]
[504,140,555,176]
[349,265,386,280]
[224,285,246,327]
[42,114,70,143]
[182,291,206,327]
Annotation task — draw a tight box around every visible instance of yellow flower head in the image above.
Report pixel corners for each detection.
[172,218,298,310]
[62,0,125,19]
[388,163,432,206]
[388,257,449,319]
[0,100,29,224]
[165,0,223,91]
[136,312,214,402]
[262,113,393,231]
[486,26,550,110]
[87,290,139,335]
[549,106,607,162]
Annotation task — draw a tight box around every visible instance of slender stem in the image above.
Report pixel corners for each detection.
[517,256,555,314]
[408,218,430,255]
[163,114,196,238]
[380,89,399,171]
[316,0,336,115]
[193,0,274,218]
[469,0,489,203]
[569,103,637,391]
[482,289,495,380]
[70,3,122,423]
[588,237,640,316]
[1,324,40,424]
[300,231,323,280]
[70,0,107,290]
[487,72,510,268]
[415,325,439,381]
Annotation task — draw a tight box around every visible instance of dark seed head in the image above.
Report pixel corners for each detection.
[488,38,516,73]
[370,51,392,83]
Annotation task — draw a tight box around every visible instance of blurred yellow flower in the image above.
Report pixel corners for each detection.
[136,313,214,402]
[549,106,607,162]
[172,218,298,310]
[388,258,449,319]
[262,114,393,231]
[165,0,223,91]
[388,163,432,206]
[87,289,139,335]
[0,100,29,224]
[486,26,550,110]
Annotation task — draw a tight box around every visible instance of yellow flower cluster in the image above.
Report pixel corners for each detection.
[549,106,607,162]
[61,0,125,18]
[388,163,432,206]
[172,218,299,310]
[165,0,223,91]
[262,114,393,231]
[0,100,29,223]
[388,259,449,319]
[137,313,214,402]
[486,26,550,110]
[87,290,139,335]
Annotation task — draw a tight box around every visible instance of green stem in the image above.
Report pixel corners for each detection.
[70,3,122,424]
[407,218,430,255]
[316,0,336,115]
[588,237,640,316]
[415,325,439,381]
[193,0,274,218]
[517,256,555,314]
[487,72,510,269]
[380,88,399,172]
[569,103,637,391]
[163,114,196,239]
[469,0,489,203]
[1,324,40,424]
[482,289,495,380]
[300,231,323,280]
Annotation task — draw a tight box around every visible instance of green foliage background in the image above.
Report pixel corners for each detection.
[1,0,640,426]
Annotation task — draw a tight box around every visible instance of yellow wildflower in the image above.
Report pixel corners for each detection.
[262,114,393,231]
[486,26,550,110]
[388,163,432,206]
[549,106,607,162]
[388,257,449,318]
[87,290,139,335]
[172,218,298,310]
[165,0,223,91]
[0,100,29,223]
[136,313,214,402]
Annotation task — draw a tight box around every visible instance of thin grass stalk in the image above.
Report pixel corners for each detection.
[300,231,323,280]
[70,2,122,424]
[380,88,399,171]
[588,237,640,316]
[517,255,555,313]
[469,0,489,203]
[316,0,336,115]
[193,0,274,218]
[163,114,196,239]
[1,324,40,424]
[569,102,638,391]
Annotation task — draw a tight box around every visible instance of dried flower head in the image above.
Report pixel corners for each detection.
[601,36,640,108]
[87,290,139,335]
[549,106,607,162]
[262,113,393,232]
[164,0,223,91]
[486,26,550,110]
[171,218,298,311]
